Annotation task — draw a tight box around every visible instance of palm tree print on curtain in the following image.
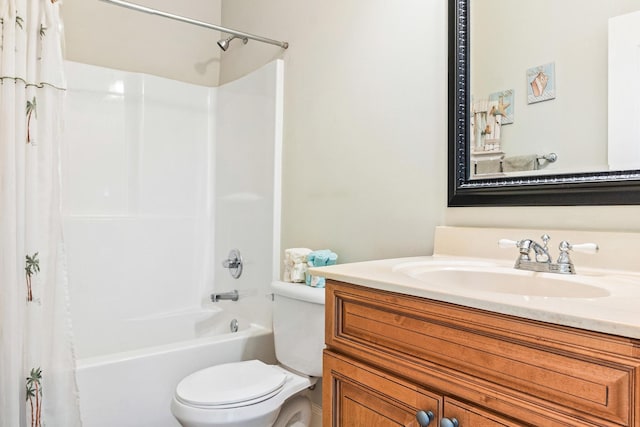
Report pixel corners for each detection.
[26,97,37,144]
[0,1,82,426]
[25,253,40,302]
[25,368,43,427]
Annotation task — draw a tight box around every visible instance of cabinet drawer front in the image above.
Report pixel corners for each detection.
[328,283,636,425]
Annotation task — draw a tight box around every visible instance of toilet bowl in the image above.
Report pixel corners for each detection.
[171,281,325,427]
[272,395,312,427]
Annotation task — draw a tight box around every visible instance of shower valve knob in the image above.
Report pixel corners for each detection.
[222,259,240,268]
[222,249,243,279]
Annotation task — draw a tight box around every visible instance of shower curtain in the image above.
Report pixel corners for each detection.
[0,0,82,426]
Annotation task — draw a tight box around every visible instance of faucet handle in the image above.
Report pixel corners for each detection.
[557,241,599,269]
[570,242,599,254]
[498,238,519,248]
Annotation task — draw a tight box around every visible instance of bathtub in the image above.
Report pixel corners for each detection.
[75,307,276,427]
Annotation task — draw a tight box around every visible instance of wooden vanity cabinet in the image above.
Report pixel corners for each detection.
[323,280,640,427]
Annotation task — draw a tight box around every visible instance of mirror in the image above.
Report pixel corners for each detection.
[448,0,640,206]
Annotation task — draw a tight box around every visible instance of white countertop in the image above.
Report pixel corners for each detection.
[309,255,640,340]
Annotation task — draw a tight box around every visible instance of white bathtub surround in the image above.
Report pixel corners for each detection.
[212,59,284,328]
[62,60,284,426]
[0,2,82,426]
[63,59,283,331]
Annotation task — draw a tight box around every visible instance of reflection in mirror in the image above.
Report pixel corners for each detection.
[449,0,640,207]
[470,0,640,180]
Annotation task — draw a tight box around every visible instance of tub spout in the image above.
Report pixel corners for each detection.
[211,290,239,302]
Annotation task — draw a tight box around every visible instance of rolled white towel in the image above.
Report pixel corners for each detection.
[283,248,312,282]
[283,265,292,282]
[284,248,312,264]
[291,262,308,283]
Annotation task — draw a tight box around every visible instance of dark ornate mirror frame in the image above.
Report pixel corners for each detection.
[448,0,640,207]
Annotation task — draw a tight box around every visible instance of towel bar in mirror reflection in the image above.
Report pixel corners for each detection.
[473,153,557,177]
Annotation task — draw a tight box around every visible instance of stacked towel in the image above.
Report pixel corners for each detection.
[305,249,338,288]
[283,248,312,283]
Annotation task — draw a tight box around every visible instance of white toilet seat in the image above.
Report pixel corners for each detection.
[171,363,317,427]
[175,360,287,409]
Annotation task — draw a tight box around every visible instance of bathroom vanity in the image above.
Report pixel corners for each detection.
[316,227,640,426]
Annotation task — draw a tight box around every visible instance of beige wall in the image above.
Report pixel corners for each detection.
[61,0,640,265]
[220,0,640,258]
[61,0,222,86]
[221,0,447,263]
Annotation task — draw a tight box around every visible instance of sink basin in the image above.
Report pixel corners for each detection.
[393,261,611,299]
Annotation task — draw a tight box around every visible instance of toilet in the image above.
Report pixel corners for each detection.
[171,281,325,427]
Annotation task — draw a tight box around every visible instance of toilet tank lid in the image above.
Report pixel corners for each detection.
[271,281,325,305]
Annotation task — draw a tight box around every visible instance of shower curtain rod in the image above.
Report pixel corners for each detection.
[99,0,289,49]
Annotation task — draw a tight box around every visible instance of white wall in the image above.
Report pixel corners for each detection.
[609,10,640,171]
[62,0,640,268]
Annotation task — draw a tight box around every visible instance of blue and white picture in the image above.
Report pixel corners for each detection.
[527,62,555,104]
[489,89,514,124]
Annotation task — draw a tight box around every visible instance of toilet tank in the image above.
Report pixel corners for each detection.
[271,281,325,377]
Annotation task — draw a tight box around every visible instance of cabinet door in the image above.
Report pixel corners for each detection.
[338,382,424,426]
[324,351,441,427]
[443,398,526,427]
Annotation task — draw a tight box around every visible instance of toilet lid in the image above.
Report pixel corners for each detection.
[175,360,287,408]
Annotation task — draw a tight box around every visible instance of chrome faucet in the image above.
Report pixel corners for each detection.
[211,290,239,302]
[499,234,598,275]
[517,234,551,264]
